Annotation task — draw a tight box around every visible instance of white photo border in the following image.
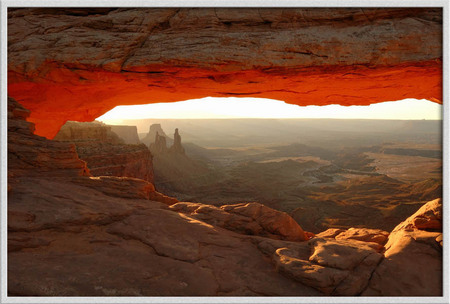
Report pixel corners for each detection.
[1,1,448,303]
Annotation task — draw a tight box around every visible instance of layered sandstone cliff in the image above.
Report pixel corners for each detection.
[7,8,442,138]
[142,124,172,147]
[55,121,154,183]
[75,143,154,183]
[109,125,141,145]
[53,121,123,143]
[8,98,90,178]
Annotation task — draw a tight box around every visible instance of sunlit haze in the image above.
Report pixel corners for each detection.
[97,97,442,124]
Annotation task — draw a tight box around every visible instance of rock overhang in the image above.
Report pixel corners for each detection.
[7,7,443,138]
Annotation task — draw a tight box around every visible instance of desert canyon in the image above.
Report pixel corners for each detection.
[6,7,444,298]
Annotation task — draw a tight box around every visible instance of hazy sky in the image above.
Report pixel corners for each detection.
[97,97,442,123]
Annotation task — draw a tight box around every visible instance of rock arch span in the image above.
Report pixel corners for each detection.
[7,7,442,138]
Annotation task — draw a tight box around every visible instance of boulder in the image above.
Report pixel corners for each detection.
[363,199,442,296]
[170,202,308,241]
[398,198,442,231]
[271,237,383,295]
[334,228,389,245]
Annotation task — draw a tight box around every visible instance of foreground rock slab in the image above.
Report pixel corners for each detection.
[170,201,309,241]
[8,176,321,296]
[362,198,442,296]
[271,237,383,295]
[7,98,443,296]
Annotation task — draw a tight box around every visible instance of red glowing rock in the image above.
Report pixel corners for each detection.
[7,8,442,138]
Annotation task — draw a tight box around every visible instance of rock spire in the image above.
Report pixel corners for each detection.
[151,131,169,154]
[169,128,185,155]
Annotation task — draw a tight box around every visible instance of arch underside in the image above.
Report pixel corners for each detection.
[7,8,443,138]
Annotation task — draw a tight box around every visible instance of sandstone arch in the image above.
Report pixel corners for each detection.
[7,7,442,138]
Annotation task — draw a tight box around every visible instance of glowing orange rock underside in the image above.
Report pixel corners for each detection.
[8,61,442,139]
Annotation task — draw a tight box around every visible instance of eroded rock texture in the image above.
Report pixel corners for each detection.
[75,143,154,182]
[170,202,309,241]
[7,8,442,138]
[8,97,90,178]
[55,121,154,182]
[7,98,443,296]
[272,239,383,295]
[362,198,443,296]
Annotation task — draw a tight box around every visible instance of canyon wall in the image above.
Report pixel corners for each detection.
[54,121,124,143]
[75,142,154,183]
[109,125,141,145]
[8,98,90,178]
[55,121,154,182]
[7,8,442,138]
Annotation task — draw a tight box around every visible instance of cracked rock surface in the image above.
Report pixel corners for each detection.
[7,98,443,296]
[362,198,443,296]
[170,201,309,241]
